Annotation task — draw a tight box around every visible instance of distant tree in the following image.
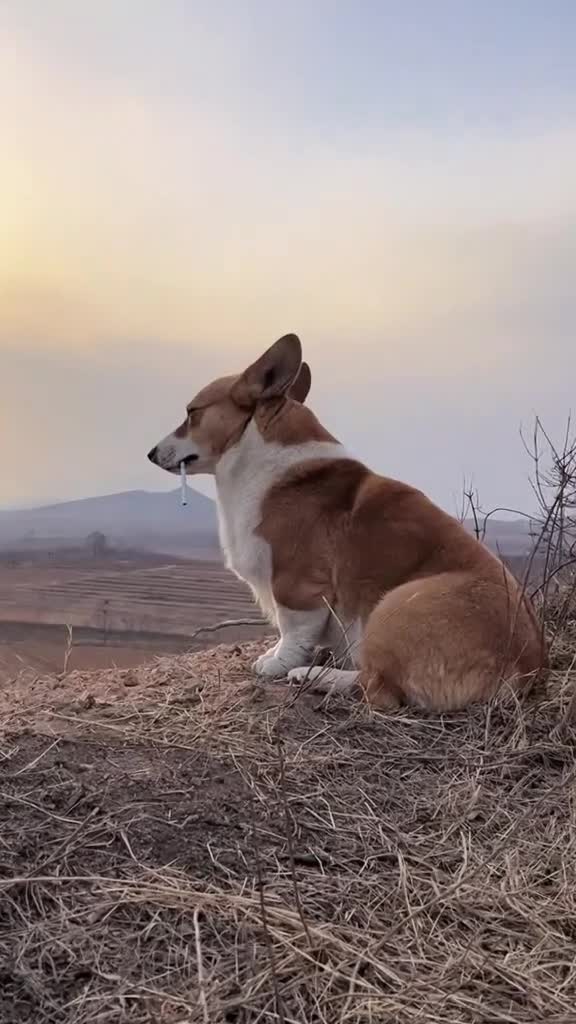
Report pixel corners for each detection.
[86,531,109,558]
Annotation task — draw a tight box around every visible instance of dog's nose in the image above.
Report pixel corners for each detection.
[147,446,158,463]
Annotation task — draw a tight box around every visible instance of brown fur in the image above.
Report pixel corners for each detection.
[256,400,547,710]
[170,359,319,459]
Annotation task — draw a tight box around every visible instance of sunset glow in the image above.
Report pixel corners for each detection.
[2,2,575,508]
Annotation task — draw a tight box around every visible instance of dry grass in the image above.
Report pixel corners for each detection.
[1,607,576,1022]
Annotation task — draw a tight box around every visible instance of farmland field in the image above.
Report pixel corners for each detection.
[0,552,266,680]
[0,546,541,682]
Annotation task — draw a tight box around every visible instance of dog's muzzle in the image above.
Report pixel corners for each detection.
[147,446,199,470]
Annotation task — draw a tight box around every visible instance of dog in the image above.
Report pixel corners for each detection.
[148,334,546,709]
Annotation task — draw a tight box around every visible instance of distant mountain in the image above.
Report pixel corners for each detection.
[463,517,535,556]
[0,488,218,557]
[0,499,60,511]
[0,487,536,560]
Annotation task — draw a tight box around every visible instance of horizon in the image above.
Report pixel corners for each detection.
[0,485,538,526]
[2,2,575,514]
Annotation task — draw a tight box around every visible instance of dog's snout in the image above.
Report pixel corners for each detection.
[147,446,158,464]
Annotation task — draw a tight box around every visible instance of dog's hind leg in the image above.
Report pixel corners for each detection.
[287,665,360,694]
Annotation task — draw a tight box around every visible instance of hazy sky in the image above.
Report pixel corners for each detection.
[2,1,575,514]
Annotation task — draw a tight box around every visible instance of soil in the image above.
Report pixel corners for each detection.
[1,638,576,1023]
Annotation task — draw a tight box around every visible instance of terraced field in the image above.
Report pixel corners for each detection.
[0,555,270,679]
[0,558,261,637]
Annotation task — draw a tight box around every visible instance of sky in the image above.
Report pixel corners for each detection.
[1,1,575,515]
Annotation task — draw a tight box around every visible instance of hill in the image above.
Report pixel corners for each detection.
[464,515,537,555]
[0,488,219,557]
[0,486,536,560]
[1,610,575,1023]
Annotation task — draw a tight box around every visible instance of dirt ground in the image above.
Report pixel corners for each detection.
[1,637,576,1023]
[0,632,176,680]
[0,552,265,683]
[0,622,206,682]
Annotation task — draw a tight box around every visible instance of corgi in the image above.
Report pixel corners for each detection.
[148,334,547,709]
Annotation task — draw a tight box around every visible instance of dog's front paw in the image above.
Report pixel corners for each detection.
[253,652,289,679]
[252,642,279,674]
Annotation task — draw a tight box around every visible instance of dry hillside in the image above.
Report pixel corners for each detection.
[1,598,576,1023]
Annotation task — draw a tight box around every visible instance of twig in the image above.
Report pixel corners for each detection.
[247,785,286,1024]
[61,623,74,676]
[275,733,312,947]
[194,907,210,1023]
[186,618,267,645]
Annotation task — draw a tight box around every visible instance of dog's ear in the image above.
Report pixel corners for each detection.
[288,361,311,404]
[231,334,302,407]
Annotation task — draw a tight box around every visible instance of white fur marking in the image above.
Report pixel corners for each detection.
[215,420,346,622]
[288,666,360,694]
[322,614,363,669]
[253,606,329,678]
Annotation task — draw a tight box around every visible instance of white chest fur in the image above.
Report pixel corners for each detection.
[215,421,345,621]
